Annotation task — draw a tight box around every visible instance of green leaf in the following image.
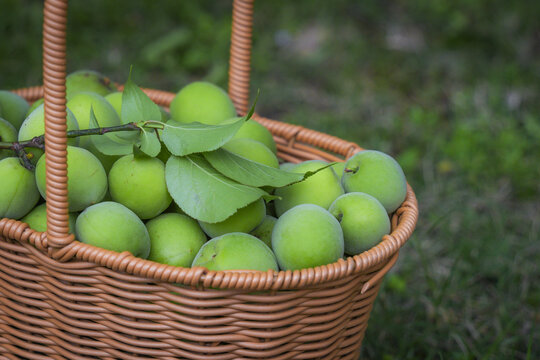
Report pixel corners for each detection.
[132,143,147,159]
[115,130,140,142]
[161,91,259,157]
[121,69,162,124]
[162,117,246,156]
[204,148,307,187]
[245,89,260,119]
[89,107,134,156]
[137,126,161,157]
[165,154,267,223]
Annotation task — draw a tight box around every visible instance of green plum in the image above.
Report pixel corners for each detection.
[329,192,390,255]
[341,150,407,213]
[108,154,172,219]
[18,104,79,163]
[104,91,122,117]
[231,118,277,154]
[26,98,44,117]
[66,70,117,100]
[199,198,265,238]
[21,203,77,233]
[35,146,108,212]
[274,160,344,217]
[0,91,30,130]
[67,92,122,173]
[250,215,277,248]
[272,204,344,271]
[192,232,278,272]
[169,81,237,125]
[0,157,40,219]
[146,213,207,267]
[76,201,150,258]
[223,138,279,168]
[0,118,17,160]
[332,162,346,181]
[68,92,120,138]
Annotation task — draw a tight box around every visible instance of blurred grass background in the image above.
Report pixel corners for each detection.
[1,0,539,358]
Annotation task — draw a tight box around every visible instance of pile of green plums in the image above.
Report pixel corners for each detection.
[0,71,408,273]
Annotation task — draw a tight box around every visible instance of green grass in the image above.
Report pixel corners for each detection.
[1,0,539,358]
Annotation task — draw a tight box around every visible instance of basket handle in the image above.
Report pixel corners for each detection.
[43,0,74,257]
[41,0,255,259]
[228,0,254,115]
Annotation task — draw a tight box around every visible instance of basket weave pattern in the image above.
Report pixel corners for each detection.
[0,0,418,358]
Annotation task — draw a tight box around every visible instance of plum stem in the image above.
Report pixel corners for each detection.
[344,166,359,174]
[13,143,35,171]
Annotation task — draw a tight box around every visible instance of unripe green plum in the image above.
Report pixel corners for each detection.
[329,192,390,255]
[0,91,30,130]
[18,104,80,163]
[146,213,207,267]
[231,119,277,154]
[250,215,277,248]
[199,198,265,238]
[274,160,344,217]
[26,98,44,117]
[169,82,237,125]
[272,204,344,271]
[331,162,346,181]
[21,203,77,233]
[104,91,122,117]
[67,92,120,144]
[76,201,150,258]
[67,92,122,173]
[108,154,172,219]
[341,150,407,213]
[192,232,278,271]
[0,118,17,160]
[35,146,108,212]
[223,138,279,168]
[66,70,117,100]
[0,157,40,219]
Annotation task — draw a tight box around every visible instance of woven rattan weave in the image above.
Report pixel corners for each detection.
[0,0,418,358]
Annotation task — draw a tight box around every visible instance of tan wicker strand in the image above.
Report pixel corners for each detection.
[11,86,43,102]
[42,0,74,254]
[0,218,48,252]
[228,0,254,114]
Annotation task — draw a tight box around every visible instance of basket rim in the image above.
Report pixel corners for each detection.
[1,86,419,291]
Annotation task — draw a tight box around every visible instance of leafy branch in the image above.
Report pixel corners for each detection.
[0,122,143,169]
[1,70,328,223]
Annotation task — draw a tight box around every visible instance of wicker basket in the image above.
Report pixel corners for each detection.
[0,0,418,358]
